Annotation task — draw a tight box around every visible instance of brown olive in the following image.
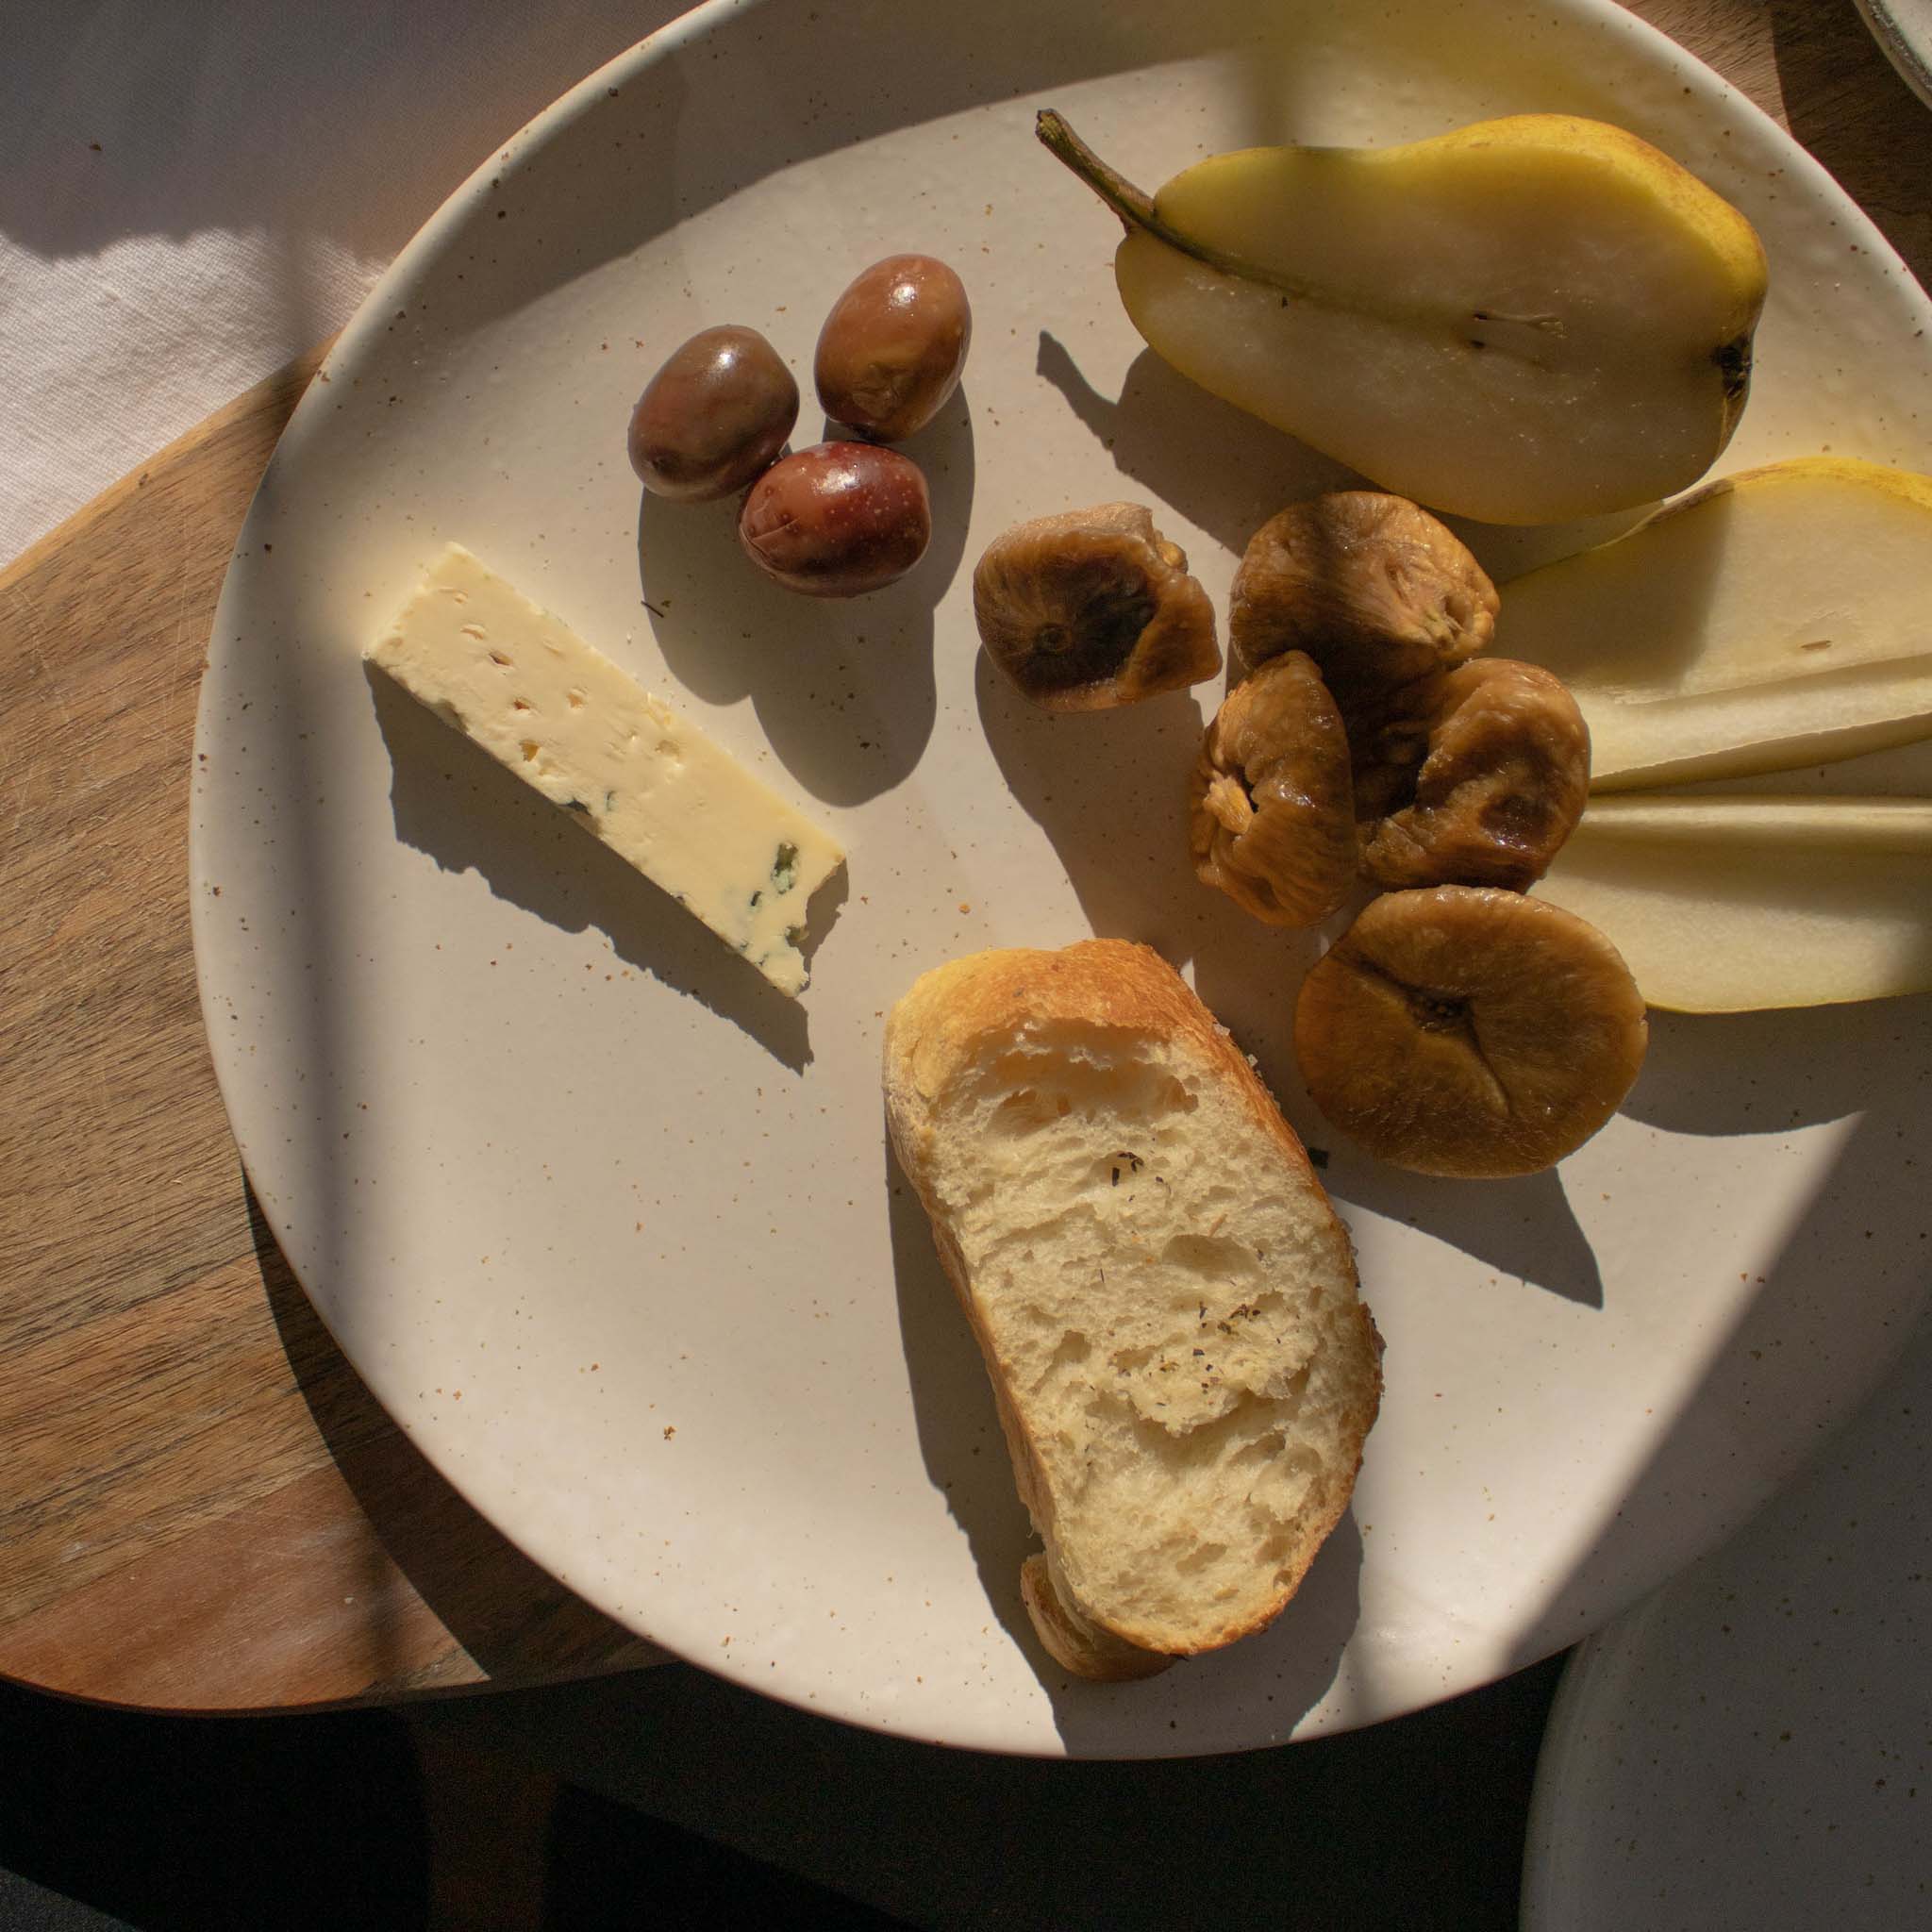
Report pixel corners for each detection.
[739,441,931,597]
[628,325,797,500]
[815,255,971,442]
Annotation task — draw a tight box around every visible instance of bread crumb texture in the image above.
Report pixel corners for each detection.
[885,940,1381,1667]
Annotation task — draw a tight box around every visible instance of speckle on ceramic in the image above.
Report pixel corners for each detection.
[1524,1305,1932,1924]
[188,0,1932,1757]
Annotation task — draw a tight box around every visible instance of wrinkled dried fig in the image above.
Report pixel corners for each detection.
[974,502,1220,709]
[1228,492,1498,698]
[1353,658,1591,891]
[1190,651,1357,926]
[1293,885,1648,1179]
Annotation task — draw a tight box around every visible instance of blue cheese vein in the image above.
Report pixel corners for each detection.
[367,544,844,995]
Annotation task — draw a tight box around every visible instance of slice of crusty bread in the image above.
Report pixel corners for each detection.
[883,939,1382,1679]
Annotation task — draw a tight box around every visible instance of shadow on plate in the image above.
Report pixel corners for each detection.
[1624,998,1932,1137]
[1188,908,1608,1309]
[885,1127,1362,1743]
[247,1178,654,1688]
[973,648,1246,966]
[369,663,820,1072]
[884,1130,1039,1660]
[1327,1159,1605,1310]
[1034,335,1362,558]
[1524,1029,1932,1656]
[637,387,974,808]
[1042,1508,1366,1754]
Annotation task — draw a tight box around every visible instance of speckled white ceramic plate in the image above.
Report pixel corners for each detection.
[191,0,1932,1756]
[1522,1311,1932,1927]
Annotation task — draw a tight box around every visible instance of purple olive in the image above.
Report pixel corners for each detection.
[628,325,798,501]
[738,441,931,598]
[814,255,971,442]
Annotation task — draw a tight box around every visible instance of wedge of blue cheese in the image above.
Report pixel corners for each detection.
[367,544,844,995]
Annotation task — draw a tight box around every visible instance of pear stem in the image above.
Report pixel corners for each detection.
[1035,108,1334,310]
[1034,110,1161,235]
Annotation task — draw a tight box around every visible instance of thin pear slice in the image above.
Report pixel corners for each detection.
[1038,111,1765,526]
[1501,458,1932,788]
[1533,795,1932,1012]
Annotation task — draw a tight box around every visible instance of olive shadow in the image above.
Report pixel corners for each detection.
[885,1127,1366,1738]
[368,664,821,1072]
[638,387,974,808]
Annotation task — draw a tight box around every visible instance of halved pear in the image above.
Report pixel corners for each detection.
[1038,110,1766,526]
[1532,794,1932,1011]
[1499,458,1932,788]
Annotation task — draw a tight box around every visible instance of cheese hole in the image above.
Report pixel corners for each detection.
[521,741,541,762]
[567,689,586,709]
[512,699,532,712]
[489,649,512,666]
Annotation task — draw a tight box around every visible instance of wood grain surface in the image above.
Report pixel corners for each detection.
[1,0,1926,1713]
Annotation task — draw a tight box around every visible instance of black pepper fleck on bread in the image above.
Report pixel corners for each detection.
[882,939,1383,1680]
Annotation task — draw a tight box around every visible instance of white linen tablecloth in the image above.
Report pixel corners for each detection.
[1,0,690,569]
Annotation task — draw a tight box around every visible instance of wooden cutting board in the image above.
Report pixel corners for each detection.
[0,349,661,1708]
[0,0,1925,1713]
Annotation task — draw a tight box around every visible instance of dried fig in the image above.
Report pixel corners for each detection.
[1228,492,1497,698]
[1293,885,1647,1178]
[1354,658,1591,891]
[1190,651,1357,926]
[974,502,1220,709]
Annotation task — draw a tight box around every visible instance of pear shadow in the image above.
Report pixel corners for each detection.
[1450,499,1662,588]
[368,665,816,1071]
[638,388,973,808]
[1622,996,1932,1138]
[884,1131,1039,1658]
[1035,334,1364,558]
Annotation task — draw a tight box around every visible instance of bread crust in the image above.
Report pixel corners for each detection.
[883,939,1383,1676]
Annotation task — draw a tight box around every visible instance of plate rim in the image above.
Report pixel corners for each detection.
[189,0,1932,1756]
